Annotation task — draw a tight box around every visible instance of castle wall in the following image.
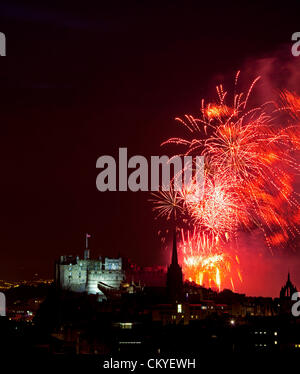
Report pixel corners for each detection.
[56,256,124,298]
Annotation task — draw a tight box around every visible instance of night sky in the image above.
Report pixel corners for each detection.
[0,1,300,296]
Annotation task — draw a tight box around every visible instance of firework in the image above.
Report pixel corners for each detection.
[280,90,300,121]
[162,72,300,245]
[150,185,183,221]
[151,72,300,290]
[180,229,240,292]
[182,173,248,237]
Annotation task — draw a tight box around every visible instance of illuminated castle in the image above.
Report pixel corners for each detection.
[55,246,125,301]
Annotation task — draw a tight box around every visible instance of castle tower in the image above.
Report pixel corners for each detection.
[166,231,183,303]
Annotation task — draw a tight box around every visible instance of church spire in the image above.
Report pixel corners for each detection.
[171,230,178,266]
[280,271,297,299]
[166,229,183,303]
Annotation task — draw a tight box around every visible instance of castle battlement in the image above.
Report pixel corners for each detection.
[55,251,125,301]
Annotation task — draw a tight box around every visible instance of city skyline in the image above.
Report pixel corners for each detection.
[0,2,300,300]
[0,231,299,299]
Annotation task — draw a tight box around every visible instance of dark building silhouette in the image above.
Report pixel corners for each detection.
[166,231,183,303]
[278,272,298,315]
[280,272,297,298]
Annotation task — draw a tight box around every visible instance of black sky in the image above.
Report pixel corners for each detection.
[0,0,299,281]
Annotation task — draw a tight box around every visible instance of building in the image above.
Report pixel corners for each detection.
[166,231,183,303]
[277,272,298,314]
[280,272,297,298]
[55,247,125,301]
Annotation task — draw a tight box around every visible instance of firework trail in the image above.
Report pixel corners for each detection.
[280,90,300,121]
[150,185,183,221]
[180,229,242,291]
[151,72,300,290]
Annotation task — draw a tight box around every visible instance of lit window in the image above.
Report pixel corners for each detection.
[120,322,133,329]
[177,304,182,313]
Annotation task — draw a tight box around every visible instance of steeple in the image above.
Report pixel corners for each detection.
[171,230,178,266]
[280,272,297,298]
[166,230,183,303]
